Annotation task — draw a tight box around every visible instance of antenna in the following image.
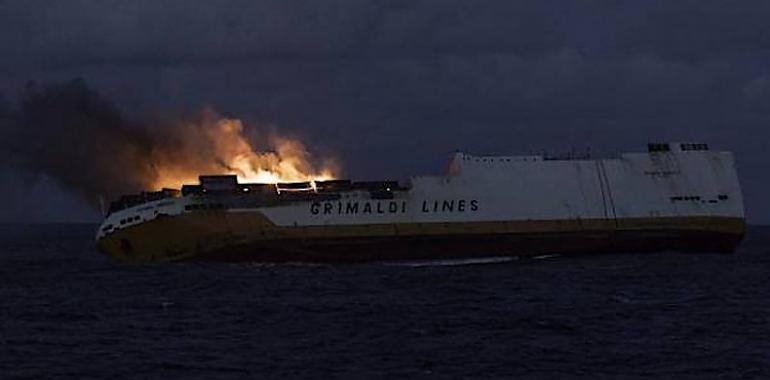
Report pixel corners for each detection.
[98,195,106,217]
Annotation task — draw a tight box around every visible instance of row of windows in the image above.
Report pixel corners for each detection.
[648,143,710,152]
[119,215,141,225]
[680,143,709,151]
[184,203,227,211]
[462,157,537,163]
[671,194,729,202]
[671,196,701,201]
[648,143,671,152]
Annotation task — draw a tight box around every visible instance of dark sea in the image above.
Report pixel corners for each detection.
[0,224,768,379]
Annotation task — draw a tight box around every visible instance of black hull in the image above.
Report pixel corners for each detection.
[193,229,744,263]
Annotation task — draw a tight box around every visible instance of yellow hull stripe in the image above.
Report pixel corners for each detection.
[97,212,746,262]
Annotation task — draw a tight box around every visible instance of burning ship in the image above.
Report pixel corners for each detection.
[96,142,745,262]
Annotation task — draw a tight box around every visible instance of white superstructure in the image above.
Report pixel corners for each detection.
[257,143,743,226]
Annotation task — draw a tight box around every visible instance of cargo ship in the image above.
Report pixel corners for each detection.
[96,142,746,262]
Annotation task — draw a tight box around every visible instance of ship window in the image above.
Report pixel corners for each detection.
[120,219,126,224]
[680,143,709,151]
[671,196,703,202]
[718,194,729,200]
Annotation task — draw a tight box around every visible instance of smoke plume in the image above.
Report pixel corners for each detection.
[0,79,337,206]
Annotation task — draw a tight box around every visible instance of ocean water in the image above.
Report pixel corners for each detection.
[0,224,768,379]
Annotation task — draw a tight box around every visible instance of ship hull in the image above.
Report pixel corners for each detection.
[194,229,744,263]
[96,145,747,262]
[97,213,745,262]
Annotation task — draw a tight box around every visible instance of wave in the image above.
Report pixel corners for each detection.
[383,256,519,268]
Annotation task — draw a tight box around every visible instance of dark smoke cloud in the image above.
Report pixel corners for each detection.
[3,80,157,204]
[0,79,336,209]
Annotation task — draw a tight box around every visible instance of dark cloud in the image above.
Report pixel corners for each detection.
[611,2,770,61]
[1,0,566,66]
[0,0,769,222]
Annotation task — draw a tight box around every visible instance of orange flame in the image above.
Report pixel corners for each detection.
[147,114,337,190]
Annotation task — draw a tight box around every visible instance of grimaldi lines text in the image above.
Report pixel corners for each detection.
[309,199,479,215]
[96,142,746,262]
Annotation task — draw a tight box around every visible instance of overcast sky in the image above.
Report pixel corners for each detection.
[1,0,769,223]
